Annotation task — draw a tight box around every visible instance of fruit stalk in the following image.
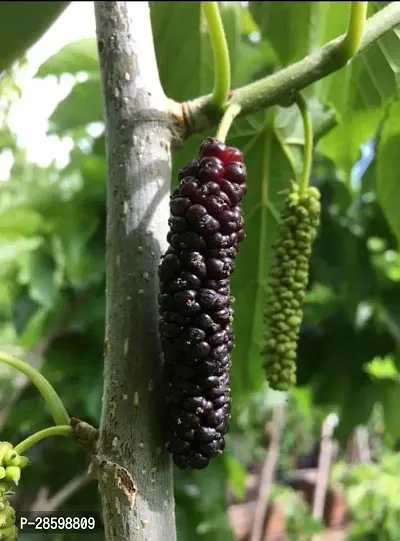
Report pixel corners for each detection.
[14,425,73,455]
[0,351,69,426]
[202,1,231,110]
[337,2,368,65]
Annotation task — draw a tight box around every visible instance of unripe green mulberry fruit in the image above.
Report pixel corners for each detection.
[0,495,16,541]
[4,468,20,485]
[0,446,12,467]
[262,183,320,391]
[0,442,29,482]
[0,526,17,541]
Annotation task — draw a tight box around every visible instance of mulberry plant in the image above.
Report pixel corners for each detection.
[158,135,247,469]
[262,94,321,391]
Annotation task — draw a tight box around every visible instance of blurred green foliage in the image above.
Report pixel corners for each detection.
[333,454,400,540]
[0,2,400,541]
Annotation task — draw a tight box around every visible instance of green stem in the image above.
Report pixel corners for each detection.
[185,2,400,138]
[338,2,368,64]
[294,93,313,194]
[216,103,241,142]
[14,425,73,455]
[202,1,230,110]
[0,351,69,426]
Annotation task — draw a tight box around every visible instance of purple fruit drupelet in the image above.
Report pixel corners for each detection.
[158,138,248,470]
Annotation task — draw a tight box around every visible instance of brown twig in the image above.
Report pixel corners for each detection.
[71,418,99,454]
[29,473,91,516]
[312,415,336,522]
[250,405,285,541]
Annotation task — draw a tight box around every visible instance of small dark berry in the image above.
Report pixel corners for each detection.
[224,145,243,163]
[198,157,224,184]
[180,251,207,279]
[199,137,227,161]
[169,216,188,233]
[179,159,200,180]
[180,177,198,197]
[194,314,220,335]
[170,197,191,216]
[224,162,247,184]
[220,179,241,205]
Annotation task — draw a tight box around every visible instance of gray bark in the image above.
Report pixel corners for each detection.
[94,2,176,540]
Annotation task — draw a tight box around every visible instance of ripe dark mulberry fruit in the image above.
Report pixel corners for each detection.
[262,183,320,391]
[158,138,247,469]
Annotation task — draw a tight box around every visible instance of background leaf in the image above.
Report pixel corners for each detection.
[376,96,400,247]
[249,1,316,66]
[0,2,68,73]
[151,2,263,101]
[35,38,99,78]
[48,79,103,133]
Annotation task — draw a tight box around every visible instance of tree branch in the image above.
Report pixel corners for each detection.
[250,405,285,541]
[94,2,176,541]
[177,2,400,139]
[312,416,335,522]
[29,473,91,516]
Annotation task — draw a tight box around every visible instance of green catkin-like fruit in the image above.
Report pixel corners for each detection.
[2,453,18,469]
[0,494,16,541]
[4,468,19,486]
[263,182,320,391]
[0,447,12,468]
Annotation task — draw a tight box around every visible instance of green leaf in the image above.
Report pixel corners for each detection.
[376,96,400,247]
[365,355,398,380]
[378,380,400,441]
[35,38,99,78]
[0,237,43,277]
[0,127,15,151]
[85,374,103,423]
[80,155,106,203]
[336,374,378,441]
[54,214,104,289]
[150,2,207,101]
[233,39,277,88]
[48,79,102,134]
[151,2,246,101]
[223,455,246,500]
[0,2,68,73]
[0,207,48,239]
[249,1,315,66]
[20,250,58,309]
[315,4,400,177]
[319,108,383,178]
[380,288,400,344]
[276,97,338,146]
[18,307,49,348]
